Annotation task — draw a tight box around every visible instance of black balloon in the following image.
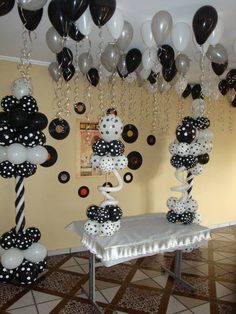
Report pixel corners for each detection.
[48,0,68,37]
[0,230,16,249]
[191,84,203,99]
[218,79,229,96]
[198,153,209,164]
[15,261,39,285]
[15,161,37,178]
[89,0,116,27]
[0,264,15,283]
[87,205,99,220]
[87,68,99,87]
[183,155,197,170]
[0,112,9,124]
[147,71,158,85]
[15,231,33,250]
[109,140,124,156]
[126,48,142,73]
[158,45,175,68]
[232,96,236,107]
[92,138,109,155]
[192,5,218,45]
[180,212,194,224]
[170,155,184,168]
[37,259,47,273]
[0,124,15,146]
[166,210,179,223]
[18,127,46,147]
[162,62,177,82]
[26,227,41,243]
[18,6,43,31]
[8,108,29,128]
[63,64,75,81]
[0,161,15,178]
[64,0,89,21]
[29,112,48,130]
[20,96,38,114]
[176,123,196,144]
[1,95,19,112]
[57,47,73,69]
[211,61,228,76]
[68,22,85,42]
[0,0,15,17]
[106,205,122,222]
[226,69,236,88]
[182,84,192,98]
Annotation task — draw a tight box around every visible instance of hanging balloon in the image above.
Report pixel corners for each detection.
[158,76,171,93]
[107,8,124,40]
[142,48,157,71]
[162,62,177,82]
[78,52,93,74]
[116,54,128,78]
[64,0,89,21]
[68,22,85,42]
[101,43,120,72]
[207,18,224,46]
[48,0,68,37]
[171,22,191,52]
[206,44,228,64]
[141,20,156,48]
[48,62,62,82]
[192,5,218,45]
[126,48,142,73]
[117,20,133,51]
[57,47,73,68]
[62,64,75,82]
[87,68,99,87]
[75,6,93,36]
[158,45,175,68]
[198,153,209,164]
[18,6,43,31]
[46,27,63,54]
[218,79,229,96]
[151,10,173,46]
[18,0,47,11]
[182,84,192,98]
[89,0,116,27]
[191,84,202,99]
[175,54,190,76]
[211,61,228,76]
[147,71,158,85]
[226,69,236,88]
[0,0,15,16]
[11,78,32,100]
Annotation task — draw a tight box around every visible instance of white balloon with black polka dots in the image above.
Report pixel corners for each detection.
[113,155,128,170]
[99,156,114,173]
[84,220,100,236]
[169,142,178,155]
[176,143,190,157]
[189,142,202,156]
[173,199,186,214]
[185,198,198,213]
[90,155,101,169]
[113,220,121,232]
[193,212,202,224]
[98,114,123,142]
[167,197,178,211]
[190,163,203,175]
[100,220,116,237]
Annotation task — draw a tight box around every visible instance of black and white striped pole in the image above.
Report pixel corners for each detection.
[15,176,26,234]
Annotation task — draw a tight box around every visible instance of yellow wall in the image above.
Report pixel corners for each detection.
[0,60,236,251]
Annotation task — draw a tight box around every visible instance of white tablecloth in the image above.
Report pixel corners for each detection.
[66,213,211,267]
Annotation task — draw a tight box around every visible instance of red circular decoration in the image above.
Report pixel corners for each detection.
[78,186,89,198]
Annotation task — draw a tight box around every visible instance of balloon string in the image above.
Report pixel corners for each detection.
[98,29,105,114]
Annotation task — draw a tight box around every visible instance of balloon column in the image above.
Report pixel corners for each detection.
[166,95,213,225]
[0,79,49,284]
[84,109,127,236]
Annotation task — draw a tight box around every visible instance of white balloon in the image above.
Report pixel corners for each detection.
[107,9,124,40]
[171,22,191,52]
[193,212,202,224]
[18,0,47,11]
[23,243,47,263]
[113,220,121,232]
[173,200,186,214]
[169,143,178,155]
[27,146,48,164]
[175,76,188,95]
[11,78,33,100]
[98,114,123,142]
[167,196,178,210]
[91,155,101,169]
[142,48,157,70]
[0,146,7,163]
[7,144,27,164]
[208,18,224,46]
[190,163,203,175]
[196,129,214,141]
[76,7,93,36]
[189,142,202,156]
[100,221,116,237]
[176,142,190,156]
[99,156,114,173]
[84,220,100,236]
[113,155,128,170]
[185,198,198,212]
[138,68,151,80]
[141,20,156,47]
[1,248,24,269]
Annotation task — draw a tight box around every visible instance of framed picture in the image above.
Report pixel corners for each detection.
[76,121,102,177]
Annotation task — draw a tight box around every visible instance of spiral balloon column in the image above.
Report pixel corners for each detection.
[166,97,213,225]
[0,79,50,284]
[84,109,128,237]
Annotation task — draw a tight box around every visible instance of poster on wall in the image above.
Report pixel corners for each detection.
[76,121,102,177]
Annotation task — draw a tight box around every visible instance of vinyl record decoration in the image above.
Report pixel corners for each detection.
[167,97,213,226]
[0,85,51,284]
[84,109,128,237]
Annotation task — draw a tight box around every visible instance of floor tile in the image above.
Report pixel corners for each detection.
[8,305,38,314]
[79,290,108,303]
[60,265,84,274]
[191,302,210,314]
[132,277,163,289]
[141,268,162,278]
[216,282,235,298]
[32,290,62,304]
[95,279,120,291]
[79,264,89,273]
[131,269,149,282]
[57,299,100,313]
[0,284,25,308]
[174,295,208,309]
[100,286,120,302]
[166,296,187,314]
[152,274,168,288]
[219,293,236,302]
[219,281,236,292]
[60,257,79,268]
[74,257,89,265]
[7,292,35,310]
[37,299,62,313]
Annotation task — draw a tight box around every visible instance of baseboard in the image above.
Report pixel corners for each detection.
[48,245,87,256]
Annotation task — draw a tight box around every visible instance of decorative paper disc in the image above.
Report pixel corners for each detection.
[147,135,156,146]
[123,172,133,183]
[74,102,86,114]
[122,124,138,143]
[78,186,89,198]
[127,151,143,170]
[58,171,70,183]
[40,145,58,167]
[49,118,70,140]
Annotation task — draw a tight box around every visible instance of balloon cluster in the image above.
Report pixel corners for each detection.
[84,109,127,237]
[0,79,48,178]
[219,69,236,107]
[0,227,47,284]
[167,96,213,225]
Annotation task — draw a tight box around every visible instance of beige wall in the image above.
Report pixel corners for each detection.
[0,60,236,251]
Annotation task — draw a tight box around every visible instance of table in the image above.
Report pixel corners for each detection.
[66,213,211,311]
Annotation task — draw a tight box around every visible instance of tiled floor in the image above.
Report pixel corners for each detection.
[0,225,236,313]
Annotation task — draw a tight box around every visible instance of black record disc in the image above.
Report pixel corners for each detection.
[74,102,86,114]
[122,124,138,143]
[78,186,89,198]
[58,171,70,183]
[147,135,156,146]
[127,151,143,170]
[49,118,70,140]
[40,145,58,167]
[123,172,133,183]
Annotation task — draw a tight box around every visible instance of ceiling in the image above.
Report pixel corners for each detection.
[0,0,235,83]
